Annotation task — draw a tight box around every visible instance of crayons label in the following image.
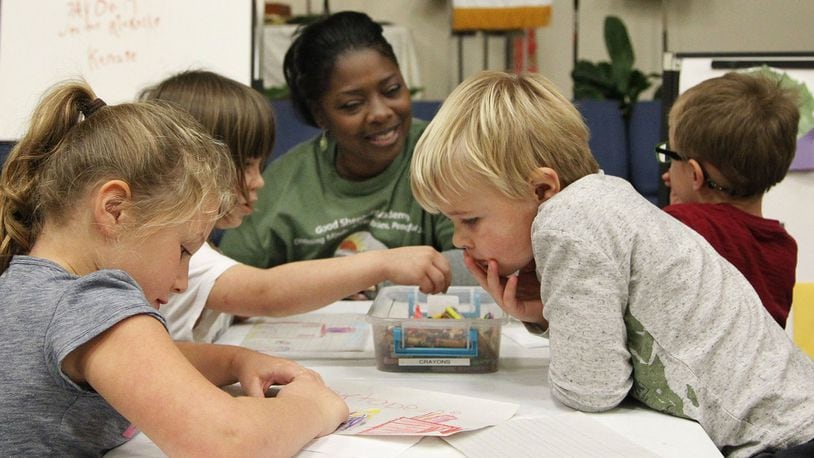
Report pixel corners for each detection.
[398,358,471,367]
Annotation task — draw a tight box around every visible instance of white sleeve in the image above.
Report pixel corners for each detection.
[535,229,633,412]
[160,243,239,342]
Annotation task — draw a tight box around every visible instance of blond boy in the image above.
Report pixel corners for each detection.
[411,70,814,457]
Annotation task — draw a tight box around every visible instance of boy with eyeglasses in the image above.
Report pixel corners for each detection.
[411,70,814,457]
[659,71,799,327]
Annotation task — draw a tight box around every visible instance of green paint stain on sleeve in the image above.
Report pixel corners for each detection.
[625,313,690,419]
[686,384,699,407]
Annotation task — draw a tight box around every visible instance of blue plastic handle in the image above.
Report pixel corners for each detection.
[392,327,479,357]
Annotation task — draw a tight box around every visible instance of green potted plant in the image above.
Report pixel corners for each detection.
[571,15,659,118]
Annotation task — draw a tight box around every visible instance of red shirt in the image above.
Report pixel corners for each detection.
[665,203,797,327]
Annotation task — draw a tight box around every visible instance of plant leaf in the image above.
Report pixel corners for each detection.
[573,85,607,100]
[264,85,290,100]
[613,65,632,96]
[628,70,652,96]
[571,15,659,107]
[605,16,634,71]
[572,61,615,90]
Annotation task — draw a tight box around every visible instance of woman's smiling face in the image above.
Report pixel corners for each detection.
[315,48,412,178]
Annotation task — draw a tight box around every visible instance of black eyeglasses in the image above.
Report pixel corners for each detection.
[654,142,737,196]
[654,142,684,164]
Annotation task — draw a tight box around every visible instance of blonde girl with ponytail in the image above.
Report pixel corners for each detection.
[0,80,347,457]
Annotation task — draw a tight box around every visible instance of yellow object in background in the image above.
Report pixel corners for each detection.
[792,283,814,358]
[451,0,552,31]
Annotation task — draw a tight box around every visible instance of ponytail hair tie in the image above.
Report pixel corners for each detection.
[79,98,107,118]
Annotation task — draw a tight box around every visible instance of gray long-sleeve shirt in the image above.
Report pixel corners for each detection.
[533,173,814,457]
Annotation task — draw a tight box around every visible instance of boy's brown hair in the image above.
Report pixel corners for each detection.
[669,71,799,198]
[411,70,599,212]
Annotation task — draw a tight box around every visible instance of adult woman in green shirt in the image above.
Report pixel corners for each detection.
[220,11,460,284]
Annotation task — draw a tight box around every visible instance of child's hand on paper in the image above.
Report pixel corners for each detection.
[276,372,350,437]
[464,253,547,327]
[379,246,452,294]
[231,349,314,397]
[232,349,348,436]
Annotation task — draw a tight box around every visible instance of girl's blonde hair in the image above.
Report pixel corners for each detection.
[411,70,598,212]
[0,80,236,273]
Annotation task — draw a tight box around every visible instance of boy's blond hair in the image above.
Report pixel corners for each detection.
[411,70,599,213]
[669,71,799,198]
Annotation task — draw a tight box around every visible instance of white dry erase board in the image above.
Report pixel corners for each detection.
[669,52,814,281]
[0,0,255,141]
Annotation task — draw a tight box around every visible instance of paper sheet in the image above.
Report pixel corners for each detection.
[442,412,659,457]
[239,314,371,358]
[330,381,519,436]
[299,434,420,458]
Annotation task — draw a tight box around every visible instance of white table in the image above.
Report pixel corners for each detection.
[107,301,721,457]
[261,24,422,94]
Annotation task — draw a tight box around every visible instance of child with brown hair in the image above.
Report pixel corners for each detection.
[660,71,799,327]
[410,70,814,457]
[140,70,451,343]
[0,80,347,456]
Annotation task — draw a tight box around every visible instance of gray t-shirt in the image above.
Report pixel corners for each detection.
[533,173,814,458]
[0,256,165,456]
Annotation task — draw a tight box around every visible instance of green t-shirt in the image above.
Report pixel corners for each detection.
[220,119,455,268]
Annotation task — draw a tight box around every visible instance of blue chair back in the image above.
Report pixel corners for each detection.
[270,99,320,163]
[412,100,443,122]
[575,100,628,179]
[0,142,14,166]
[0,99,664,213]
[628,100,662,204]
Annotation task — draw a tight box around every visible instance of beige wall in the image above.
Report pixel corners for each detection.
[281,0,814,100]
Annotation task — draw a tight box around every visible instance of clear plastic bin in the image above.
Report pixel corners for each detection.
[366,286,506,373]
